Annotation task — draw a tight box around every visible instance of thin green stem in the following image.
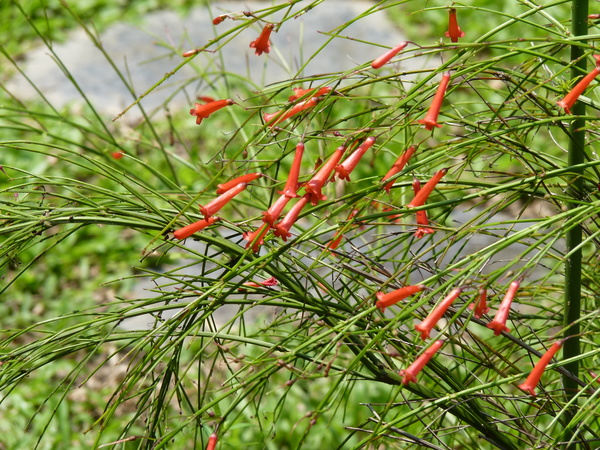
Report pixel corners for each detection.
[563,0,588,448]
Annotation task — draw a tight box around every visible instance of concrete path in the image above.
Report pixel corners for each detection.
[8,1,422,121]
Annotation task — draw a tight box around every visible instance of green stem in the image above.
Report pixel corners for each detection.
[563,0,587,448]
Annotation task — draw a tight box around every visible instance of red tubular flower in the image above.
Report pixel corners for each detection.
[326,232,344,250]
[288,86,332,102]
[262,194,293,226]
[278,142,305,198]
[217,173,262,194]
[381,145,417,194]
[412,177,435,238]
[200,182,247,218]
[486,278,521,336]
[468,287,490,318]
[349,208,366,229]
[112,151,125,159]
[375,284,426,313]
[174,216,219,240]
[240,276,279,290]
[381,206,402,223]
[418,72,451,130]
[518,340,564,396]
[206,433,218,450]
[304,146,346,205]
[273,195,310,241]
[371,42,409,69]
[243,222,270,252]
[445,8,465,43]
[557,55,600,114]
[190,99,234,125]
[407,168,447,208]
[400,340,445,385]
[326,208,364,250]
[334,136,376,181]
[264,97,319,128]
[415,287,462,340]
[249,23,275,56]
[198,96,216,103]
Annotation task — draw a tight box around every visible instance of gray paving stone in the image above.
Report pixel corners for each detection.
[7,1,424,121]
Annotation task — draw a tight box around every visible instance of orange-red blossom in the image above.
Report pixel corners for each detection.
[273,195,310,241]
[407,168,447,208]
[557,54,600,114]
[200,182,247,218]
[412,177,435,238]
[249,23,275,56]
[190,99,234,125]
[217,173,262,194]
[242,277,279,289]
[518,340,564,396]
[415,287,462,340]
[304,145,346,205]
[278,142,305,198]
[335,136,376,181]
[243,222,270,252]
[400,340,445,385]
[263,97,319,128]
[288,86,332,102]
[371,42,409,69]
[486,278,521,336]
[173,216,219,240]
[468,287,490,318]
[381,145,417,194]
[325,209,361,251]
[418,72,451,130]
[375,284,426,313]
[445,8,465,43]
[206,433,218,450]
[262,194,293,226]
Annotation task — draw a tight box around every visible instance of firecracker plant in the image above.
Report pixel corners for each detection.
[1,0,600,449]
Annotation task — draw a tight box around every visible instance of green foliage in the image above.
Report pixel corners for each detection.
[1,0,600,449]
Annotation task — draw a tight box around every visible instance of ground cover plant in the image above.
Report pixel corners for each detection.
[1,0,600,448]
